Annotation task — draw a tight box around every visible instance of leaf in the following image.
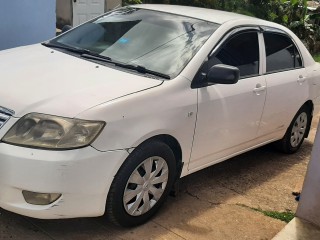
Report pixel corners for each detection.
[290,21,303,28]
[309,13,320,20]
[268,12,278,21]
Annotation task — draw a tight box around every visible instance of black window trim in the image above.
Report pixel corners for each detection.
[261,26,305,75]
[211,30,261,80]
[191,25,264,89]
[209,26,261,58]
[191,25,305,89]
[191,26,262,88]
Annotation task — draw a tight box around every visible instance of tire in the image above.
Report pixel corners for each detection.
[106,140,176,227]
[275,105,311,154]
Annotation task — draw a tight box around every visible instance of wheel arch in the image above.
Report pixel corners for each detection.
[105,135,183,226]
[303,100,314,137]
[274,100,314,153]
[104,134,184,209]
[304,100,314,115]
[137,134,184,180]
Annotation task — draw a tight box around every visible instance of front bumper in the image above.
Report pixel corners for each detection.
[0,143,128,219]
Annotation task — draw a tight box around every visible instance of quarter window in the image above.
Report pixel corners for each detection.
[264,32,302,73]
[208,31,260,78]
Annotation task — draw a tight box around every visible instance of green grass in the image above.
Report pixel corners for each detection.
[314,54,320,62]
[237,204,295,223]
[252,208,295,223]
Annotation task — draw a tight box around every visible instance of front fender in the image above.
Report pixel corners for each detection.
[78,77,197,165]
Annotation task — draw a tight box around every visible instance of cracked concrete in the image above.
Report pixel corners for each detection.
[1,116,318,240]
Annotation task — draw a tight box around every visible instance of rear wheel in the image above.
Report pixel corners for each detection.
[275,105,311,154]
[106,140,176,227]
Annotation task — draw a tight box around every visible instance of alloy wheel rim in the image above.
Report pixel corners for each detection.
[123,156,169,216]
[290,112,307,148]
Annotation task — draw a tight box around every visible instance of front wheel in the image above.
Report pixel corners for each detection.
[275,105,311,154]
[106,140,176,227]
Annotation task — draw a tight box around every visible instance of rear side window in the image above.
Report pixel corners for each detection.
[208,31,260,78]
[264,32,302,73]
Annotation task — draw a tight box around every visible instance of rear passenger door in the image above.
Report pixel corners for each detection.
[258,30,309,138]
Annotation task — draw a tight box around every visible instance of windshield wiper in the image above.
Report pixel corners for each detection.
[81,53,170,80]
[42,42,91,54]
[117,63,171,80]
[81,53,112,62]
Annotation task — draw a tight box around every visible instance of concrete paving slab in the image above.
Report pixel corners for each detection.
[154,195,286,240]
[0,210,51,240]
[28,217,184,240]
[28,218,122,240]
[272,217,320,240]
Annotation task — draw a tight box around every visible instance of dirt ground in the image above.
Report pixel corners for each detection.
[1,116,319,240]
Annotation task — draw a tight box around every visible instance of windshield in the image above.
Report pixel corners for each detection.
[51,7,220,78]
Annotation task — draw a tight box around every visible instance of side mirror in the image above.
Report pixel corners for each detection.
[61,25,73,33]
[207,64,240,85]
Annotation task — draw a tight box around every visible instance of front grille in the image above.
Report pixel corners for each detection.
[0,106,14,129]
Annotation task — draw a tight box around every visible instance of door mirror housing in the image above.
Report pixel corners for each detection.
[191,64,240,89]
[207,64,240,85]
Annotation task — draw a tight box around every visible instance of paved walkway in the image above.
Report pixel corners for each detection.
[1,117,318,240]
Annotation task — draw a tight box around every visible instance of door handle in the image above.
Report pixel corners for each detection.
[297,75,306,84]
[253,84,266,95]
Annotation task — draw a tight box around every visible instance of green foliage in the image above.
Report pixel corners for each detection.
[238,0,320,53]
[277,0,319,53]
[252,208,295,223]
[314,54,320,62]
[237,204,295,223]
[123,0,142,5]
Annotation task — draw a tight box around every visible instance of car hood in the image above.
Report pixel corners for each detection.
[0,44,162,118]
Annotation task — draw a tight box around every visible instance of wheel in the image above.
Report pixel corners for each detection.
[275,105,311,154]
[106,140,176,227]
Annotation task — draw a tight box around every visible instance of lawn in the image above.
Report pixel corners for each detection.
[314,54,320,62]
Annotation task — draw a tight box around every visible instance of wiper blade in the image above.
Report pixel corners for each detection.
[42,42,90,54]
[81,53,112,62]
[118,63,171,79]
[81,53,170,79]
[43,42,170,79]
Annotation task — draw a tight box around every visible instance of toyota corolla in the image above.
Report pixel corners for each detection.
[0,4,320,227]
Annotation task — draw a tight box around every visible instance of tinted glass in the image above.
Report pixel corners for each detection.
[208,32,259,78]
[52,8,219,78]
[264,32,302,73]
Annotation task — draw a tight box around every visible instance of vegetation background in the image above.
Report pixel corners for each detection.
[122,0,320,57]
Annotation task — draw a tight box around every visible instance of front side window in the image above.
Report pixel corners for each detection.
[50,8,220,78]
[208,31,260,78]
[264,32,302,73]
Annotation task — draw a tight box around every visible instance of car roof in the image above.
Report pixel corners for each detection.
[133,4,257,24]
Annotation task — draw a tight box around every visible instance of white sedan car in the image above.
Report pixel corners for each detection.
[0,4,319,227]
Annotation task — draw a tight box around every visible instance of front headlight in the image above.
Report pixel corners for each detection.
[2,113,105,149]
